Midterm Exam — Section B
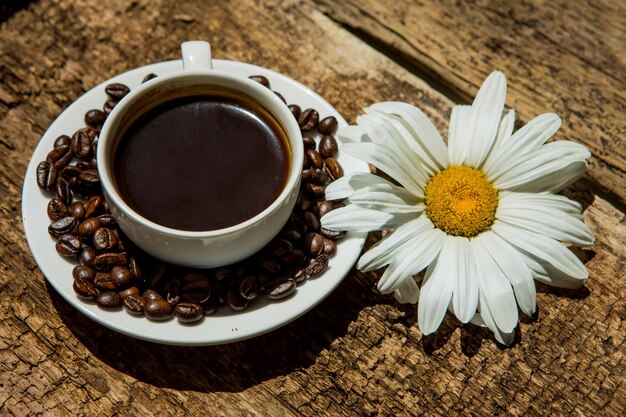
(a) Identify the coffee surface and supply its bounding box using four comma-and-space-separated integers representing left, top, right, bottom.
114, 94, 289, 231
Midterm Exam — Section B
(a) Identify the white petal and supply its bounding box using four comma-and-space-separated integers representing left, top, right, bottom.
393, 278, 420, 304
337, 125, 366, 143
471, 239, 519, 333
367, 102, 449, 171
482, 109, 515, 178
497, 194, 594, 247
377, 227, 446, 293
492, 221, 588, 281
358, 216, 433, 272
498, 192, 583, 216
475, 231, 536, 316
324, 172, 393, 201
450, 237, 479, 323
493, 141, 590, 193
447, 105, 472, 165
485, 113, 561, 179
514, 247, 587, 289
321, 205, 418, 232
475, 296, 516, 345
447, 105, 502, 168
417, 238, 455, 335
349, 183, 423, 214
473, 71, 507, 113
341, 142, 426, 197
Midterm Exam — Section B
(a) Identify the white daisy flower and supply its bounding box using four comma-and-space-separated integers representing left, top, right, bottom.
321, 71, 594, 345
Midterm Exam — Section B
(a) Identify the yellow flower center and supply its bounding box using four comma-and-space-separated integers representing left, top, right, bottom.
424, 165, 498, 237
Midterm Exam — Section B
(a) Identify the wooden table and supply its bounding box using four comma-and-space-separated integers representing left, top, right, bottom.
1, 0, 624, 415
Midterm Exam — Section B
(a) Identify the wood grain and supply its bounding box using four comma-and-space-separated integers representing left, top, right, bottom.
316, 0, 626, 206
0, 0, 624, 416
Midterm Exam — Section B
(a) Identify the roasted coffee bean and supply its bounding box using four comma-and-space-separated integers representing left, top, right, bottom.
303, 211, 320, 231
97, 214, 116, 228
322, 237, 337, 256
297, 190, 312, 211
235, 262, 254, 278
265, 277, 296, 300
97, 291, 122, 308
316, 201, 334, 218
47, 198, 69, 221
91, 137, 99, 155
77, 217, 101, 236
76, 160, 97, 170
305, 254, 329, 277
304, 183, 326, 199
85, 109, 106, 128
293, 268, 309, 283
182, 279, 211, 304
103, 99, 117, 115
216, 283, 229, 305
143, 289, 163, 301
79, 247, 97, 268
37, 161, 57, 190
165, 278, 181, 305
301, 169, 315, 183
317, 116, 338, 135
119, 287, 139, 299
274, 91, 286, 104
304, 232, 324, 256
69, 201, 86, 220
73, 278, 97, 299
48, 216, 78, 238
248, 75, 270, 88
325, 157, 344, 179
46, 145, 73, 169
142, 73, 158, 83
67, 176, 81, 194
71, 129, 94, 159
175, 302, 204, 323
289, 213, 308, 234
73, 265, 95, 282
54, 135, 71, 148
56, 234, 82, 256
319, 135, 338, 157
298, 108, 319, 131
101, 199, 111, 213
260, 257, 281, 274
79, 169, 100, 187
123, 295, 145, 315
288, 104, 302, 120
93, 227, 118, 251
94, 252, 128, 269
214, 266, 233, 282
94, 273, 116, 291
227, 286, 249, 311
320, 227, 346, 240
105, 83, 130, 101
144, 299, 173, 320
55, 178, 71, 205
303, 168, 330, 186
279, 248, 307, 266
305, 149, 324, 169
128, 257, 142, 282
267, 238, 292, 258
302, 136, 316, 151
84, 195, 103, 218
239, 275, 261, 301
61, 165, 82, 180
279, 229, 302, 242
110, 266, 132, 287
149, 262, 167, 288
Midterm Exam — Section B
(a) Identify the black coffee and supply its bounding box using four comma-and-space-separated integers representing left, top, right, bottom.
113, 92, 290, 231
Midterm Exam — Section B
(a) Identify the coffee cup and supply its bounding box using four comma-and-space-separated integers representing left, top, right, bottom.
97, 41, 303, 268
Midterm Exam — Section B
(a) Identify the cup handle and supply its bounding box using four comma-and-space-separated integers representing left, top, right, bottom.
181, 41, 213, 70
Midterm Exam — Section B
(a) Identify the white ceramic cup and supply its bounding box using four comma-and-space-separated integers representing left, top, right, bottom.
97, 41, 303, 268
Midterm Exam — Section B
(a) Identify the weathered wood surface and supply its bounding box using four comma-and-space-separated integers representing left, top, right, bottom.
0, 0, 624, 416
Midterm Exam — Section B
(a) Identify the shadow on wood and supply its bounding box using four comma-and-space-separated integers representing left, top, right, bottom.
0, 0, 33, 23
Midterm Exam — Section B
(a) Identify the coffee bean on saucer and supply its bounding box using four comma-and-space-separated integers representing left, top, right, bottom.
61, 165, 81, 181
94, 252, 128, 269
73, 278, 97, 299
165, 278, 181, 305
318, 116, 338, 135
85, 109, 106, 128
266, 238, 292, 258
123, 295, 145, 315
79, 169, 100, 188
227, 286, 249, 311
71, 128, 94, 160
46, 145, 73, 170
103, 99, 117, 115
305, 254, 329, 277
239, 275, 261, 301
279, 229, 302, 243
304, 232, 323, 256
174, 302, 204, 323
305, 149, 323, 169
119, 287, 139, 299
79, 247, 97, 268
260, 257, 281, 274
94, 273, 116, 291
288, 104, 301, 120
274, 91, 286, 104
69, 201, 86, 220
105, 83, 130, 101
48, 216, 78, 238
320, 227, 346, 240
55, 234, 82, 257
316, 201, 334, 218
322, 237, 337, 256
142, 73, 158, 83
248, 75, 270, 88
182, 278, 211, 304
77, 217, 101, 237
128, 257, 142, 282
72, 265, 95, 282
265, 277, 296, 300
302, 136, 316, 150
325, 157, 344, 179
84, 195, 103, 218
47, 198, 69, 221
54, 135, 71, 149
303, 211, 320, 231
279, 248, 307, 266
54, 178, 71, 205
143, 289, 163, 301
319, 135, 338, 158
97, 291, 122, 308
293, 268, 309, 283
93, 227, 118, 251
298, 108, 319, 131
110, 266, 132, 287
97, 214, 116, 228
37, 161, 57, 190
144, 298, 173, 320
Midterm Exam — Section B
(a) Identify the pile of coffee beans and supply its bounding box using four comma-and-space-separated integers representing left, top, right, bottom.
36, 73, 346, 323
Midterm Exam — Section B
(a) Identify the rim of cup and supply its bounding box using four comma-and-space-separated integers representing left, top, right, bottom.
97, 68, 304, 238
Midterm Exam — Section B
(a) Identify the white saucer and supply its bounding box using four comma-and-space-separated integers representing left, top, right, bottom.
22, 59, 368, 346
